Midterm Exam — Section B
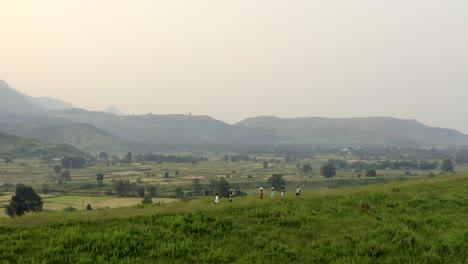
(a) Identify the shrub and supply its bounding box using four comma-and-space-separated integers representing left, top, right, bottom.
63, 206, 76, 212
141, 195, 153, 205
366, 169, 377, 177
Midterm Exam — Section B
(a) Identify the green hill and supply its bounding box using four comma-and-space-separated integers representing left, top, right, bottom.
47, 109, 274, 150
0, 133, 88, 159
0, 112, 128, 154
1, 175, 466, 263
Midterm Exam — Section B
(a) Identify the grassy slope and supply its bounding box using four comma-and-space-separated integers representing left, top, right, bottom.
1, 175, 467, 263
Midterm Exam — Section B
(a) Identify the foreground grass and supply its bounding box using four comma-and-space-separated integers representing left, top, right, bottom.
1, 175, 467, 263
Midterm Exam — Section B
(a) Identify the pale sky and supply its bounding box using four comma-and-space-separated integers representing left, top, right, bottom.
1, 1, 468, 132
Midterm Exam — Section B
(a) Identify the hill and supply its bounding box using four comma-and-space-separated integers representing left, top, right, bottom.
46, 109, 274, 150
0, 132, 89, 159
0, 112, 128, 154
235, 116, 468, 146
1, 174, 466, 263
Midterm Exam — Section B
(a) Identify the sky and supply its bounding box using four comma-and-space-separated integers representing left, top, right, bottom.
1, 1, 468, 132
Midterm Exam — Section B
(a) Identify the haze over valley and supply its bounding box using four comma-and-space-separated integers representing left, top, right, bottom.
1, 80, 468, 154
1, 2, 468, 263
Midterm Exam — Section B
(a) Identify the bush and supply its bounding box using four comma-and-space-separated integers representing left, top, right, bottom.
141, 195, 153, 205
63, 206, 76, 212
366, 169, 377, 177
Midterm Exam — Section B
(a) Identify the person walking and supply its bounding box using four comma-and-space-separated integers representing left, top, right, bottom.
229, 190, 234, 202
259, 187, 264, 199
296, 186, 301, 197
215, 193, 220, 204
271, 187, 275, 198
281, 185, 285, 196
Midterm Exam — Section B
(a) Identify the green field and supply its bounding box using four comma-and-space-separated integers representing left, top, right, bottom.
0, 174, 466, 263
0, 157, 463, 217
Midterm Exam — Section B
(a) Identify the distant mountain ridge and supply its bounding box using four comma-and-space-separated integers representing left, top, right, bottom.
24, 95, 73, 110
104, 106, 123, 115
235, 116, 468, 146
2, 79, 468, 153
0, 80, 73, 111
0, 80, 45, 115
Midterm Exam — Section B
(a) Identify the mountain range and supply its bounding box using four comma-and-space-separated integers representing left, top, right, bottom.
1, 79, 468, 154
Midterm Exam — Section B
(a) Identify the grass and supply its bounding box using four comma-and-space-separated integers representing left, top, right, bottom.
0, 174, 466, 263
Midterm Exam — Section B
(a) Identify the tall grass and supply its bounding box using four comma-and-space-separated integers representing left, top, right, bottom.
0, 175, 467, 263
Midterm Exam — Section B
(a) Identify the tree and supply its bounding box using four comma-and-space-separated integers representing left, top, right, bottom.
137, 186, 146, 197
98, 152, 109, 160
263, 161, 269, 169
207, 177, 230, 197
123, 152, 133, 164
320, 164, 336, 178
4, 157, 13, 164
174, 187, 184, 198
192, 178, 203, 196
61, 170, 71, 181
334, 159, 348, 169
5, 184, 43, 217
441, 159, 454, 173
217, 177, 230, 197
301, 164, 312, 174
366, 169, 377, 177
85, 204, 93, 210
96, 173, 104, 186
141, 194, 153, 204
164, 171, 170, 178
41, 183, 51, 194
419, 160, 436, 170
455, 149, 468, 164
266, 174, 286, 190
53, 165, 62, 177
147, 185, 157, 197
113, 179, 137, 197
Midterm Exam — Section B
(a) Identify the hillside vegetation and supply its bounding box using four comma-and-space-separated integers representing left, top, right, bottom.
236, 116, 468, 146
1, 175, 466, 263
0, 133, 88, 159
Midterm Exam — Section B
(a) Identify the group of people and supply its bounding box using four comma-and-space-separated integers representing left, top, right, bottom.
214, 190, 234, 205
214, 186, 302, 204
259, 185, 301, 199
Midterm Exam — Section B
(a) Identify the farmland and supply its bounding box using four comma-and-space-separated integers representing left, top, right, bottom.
0, 155, 465, 216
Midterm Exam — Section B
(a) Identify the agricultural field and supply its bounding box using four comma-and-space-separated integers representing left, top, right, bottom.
0, 156, 465, 218
0, 174, 466, 263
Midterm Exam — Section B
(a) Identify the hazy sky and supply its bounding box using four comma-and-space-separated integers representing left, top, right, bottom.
1, 1, 468, 132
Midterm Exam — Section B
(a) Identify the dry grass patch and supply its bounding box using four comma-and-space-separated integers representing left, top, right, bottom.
41, 195, 178, 211
180, 176, 206, 180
